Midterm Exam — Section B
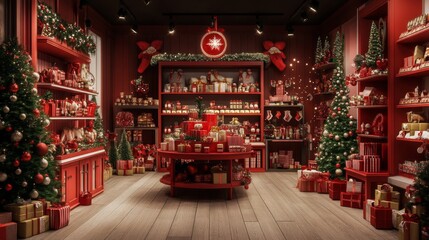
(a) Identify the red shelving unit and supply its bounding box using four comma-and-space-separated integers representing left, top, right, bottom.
356, 74, 388, 82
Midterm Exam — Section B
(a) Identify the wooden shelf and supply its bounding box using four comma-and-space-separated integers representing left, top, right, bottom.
113, 105, 158, 110
264, 104, 303, 108
397, 26, 429, 44
37, 83, 98, 95
355, 105, 388, 109
397, 103, 429, 108
50, 116, 96, 120
345, 168, 389, 177
396, 66, 429, 78
161, 112, 261, 116
161, 92, 261, 95
356, 74, 388, 82
114, 127, 158, 130
37, 36, 91, 63
357, 134, 387, 140
396, 137, 425, 143
388, 175, 414, 189
314, 62, 336, 71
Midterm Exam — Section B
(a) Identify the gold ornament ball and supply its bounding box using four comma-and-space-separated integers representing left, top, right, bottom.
10, 95, 17, 102
40, 158, 49, 169
335, 135, 340, 141
22, 181, 28, 187
43, 119, 50, 127
31, 88, 38, 95
0, 172, 7, 182
15, 168, 22, 175
43, 176, 51, 185
3, 106, 10, 113
30, 189, 39, 199
0, 154, 6, 162
335, 168, 343, 176
19, 113, 26, 120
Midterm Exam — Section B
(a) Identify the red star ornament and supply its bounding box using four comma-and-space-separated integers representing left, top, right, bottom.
200, 31, 227, 59
263, 41, 286, 71
137, 40, 163, 73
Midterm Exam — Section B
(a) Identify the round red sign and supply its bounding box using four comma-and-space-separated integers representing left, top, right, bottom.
200, 31, 227, 58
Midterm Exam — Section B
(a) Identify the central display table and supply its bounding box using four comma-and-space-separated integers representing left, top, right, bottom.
158, 150, 253, 199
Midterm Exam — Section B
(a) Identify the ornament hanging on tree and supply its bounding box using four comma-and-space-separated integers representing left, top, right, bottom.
43, 119, 50, 127
31, 88, 38, 95
34, 173, 44, 184
13, 159, 20, 167
15, 168, 22, 175
0, 154, 6, 162
21, 151, 31, 162
9, 83, 19, 93
30, 189, 39, 199
36, 142, 48, 156
33, 72, 40, 81
0, 172, 7, 182
10, 95, 17, 102
53, 188, 58, 195
22, 181, 28, 187
40, 158, 49, 169
335, 168, 343, 176
3, 106, 10, 113
33, 109, 40, 118
19, 113, 26, 120
0, 121, 4, 129
5, 184, 12, 191
43, 176, 51, 185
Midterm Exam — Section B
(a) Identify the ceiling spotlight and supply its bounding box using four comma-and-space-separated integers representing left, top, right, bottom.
286, 24, 294, 37
117, 8, 127, 21
256, 16, 263, 35
301, 11, 309, 22
309, 0, 319, 13
144, 0, 151, 5
168, 16, 175, 34
131, 24, 138, 34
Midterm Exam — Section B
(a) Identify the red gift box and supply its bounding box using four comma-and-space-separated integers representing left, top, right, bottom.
47, 204, 70, 230
87, 102, 97, 117
328, 180, 347, 200
340, 192, 362, 208
316, 178, 328, 193
298, 177, 315, 192
370, 206, 392, 229
182, 121, 208, 134
0, 222, 17, 240
0, 212, 12, 224
202, 113, 217, 130
79, 192, 92, 205
117, 160, 133, 170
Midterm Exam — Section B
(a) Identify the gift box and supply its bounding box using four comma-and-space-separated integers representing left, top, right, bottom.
117, 169, 134, 176
363, 199, 375, 222
79, 192, 92, 205
399, 221, 419, 240
17, 219, 32, 238
346, 179, 362, 193
32, 215, 49, 236
0, 212, 12, 224
375, 189, 400, 205
298, 177, 316, 192
47, 205, 70, 230
340, 192, 362, 209
213, 173, 227, 184
316, 178, 328, 193
116, 160, 133, 170
379, 200, 400, 210
0, 222, 17, 240
31, 201, 44, 218
392, 209, 405, 229
370, 206, 393, 229
328, 180, 347, 200
133, 166, 145, 174
4, 203, 35, 222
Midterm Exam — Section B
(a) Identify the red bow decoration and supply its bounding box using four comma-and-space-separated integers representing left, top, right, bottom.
137, 40, 163, 73
263, 41, 286, 71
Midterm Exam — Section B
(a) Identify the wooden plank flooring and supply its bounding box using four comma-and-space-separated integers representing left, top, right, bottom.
28, 172, 398, 240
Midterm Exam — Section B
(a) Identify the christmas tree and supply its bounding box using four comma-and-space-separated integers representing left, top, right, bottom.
323, 36, 331, 62
107, 132, 119, 171
365, 21, 383, 69
315, 36, 323, 64
0, 39, 61, 204
315, 32, 358, 179
118, 129, 133, 160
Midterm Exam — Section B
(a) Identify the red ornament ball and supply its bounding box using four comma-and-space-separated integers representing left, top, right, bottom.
13, 159, 20, 167
187, 165, 198, 176
332, 113, 337, 117
5, 126, 12, 132
336, 163, 341, 169
5, 184, 12, 191
36, 142, 48, 156
337, 107, 341, 111
21, 152, 31, 162
329, 133, 334, 139
34, 173, 44, 184
33, 109, 40, 118
244, 185, 249, 190
10, 83, 19, 93
348, 131, 353, 136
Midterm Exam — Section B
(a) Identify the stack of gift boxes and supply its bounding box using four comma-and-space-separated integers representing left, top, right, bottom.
340, 179, 363, 208
346, 142, 387, 173
270, 151, 301, 169
117, 160, 134, 176
132, 144, 157, 173
0, 201, 70, 239
104, 161, 113, 181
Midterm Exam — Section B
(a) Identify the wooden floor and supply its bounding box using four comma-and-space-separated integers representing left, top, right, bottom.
29, 172, 398, 240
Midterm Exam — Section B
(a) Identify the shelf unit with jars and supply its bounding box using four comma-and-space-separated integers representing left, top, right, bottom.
34, 33, 105, 209
157, 61, 265, 172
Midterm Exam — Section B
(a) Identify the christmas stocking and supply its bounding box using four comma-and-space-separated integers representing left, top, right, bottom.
275, 111, 282, 119
283, 110, 292, 122
266, 110, 273, 121
295, 111, 303, 122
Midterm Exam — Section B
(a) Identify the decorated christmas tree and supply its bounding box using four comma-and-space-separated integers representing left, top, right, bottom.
323, 36, 331, 62
0, 39, 61, 205
365, 21, 383, 69
315, 32, 358, 179
118, 129, 133, 160
90, 96, 106, 147
107, 132, 119, 171
315, 36, 323, 64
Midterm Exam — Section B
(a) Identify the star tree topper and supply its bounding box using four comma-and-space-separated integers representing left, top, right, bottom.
200, 16, 227, 59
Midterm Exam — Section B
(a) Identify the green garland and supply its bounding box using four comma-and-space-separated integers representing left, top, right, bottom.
151, 52, 270, 66
37, 1, 96, 55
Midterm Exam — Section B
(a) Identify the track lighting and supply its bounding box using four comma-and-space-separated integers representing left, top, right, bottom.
168, 16, 175, 34
308, 0, 319, 13
131, 24, 138, 34
286, 24, 294, 37
300, 11, 309, 22
256, 16, 263, 35
117, 8, 127, 21
144, 0, 151, 5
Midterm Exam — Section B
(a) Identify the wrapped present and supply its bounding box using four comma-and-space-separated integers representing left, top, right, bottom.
363, 199, 375, 222
302, 169, 320, 181
213, 173, 227, 184
31, 201, 44, 218
0, 222, 17, 240
17, 219, 32, 238
392, 209, 405, 229
316, 178, 328, 193
133, 166, 145, 174
202, 113, 217, 130
379, 200, 400, 210
346, 178, 362, 193
182, 121, 208, 134
38, 200, 51, 215
32, 215, 49, 236
47, 204, 70, 230
370, 206, 393, 229
298, 177, 316, 192
116, 160, 133, 170
79, 192, 92, 205
375, 188, 400, 205
4, 203, 35, 222
399, 213, 420, 240
328, 180, 347, 200
0, 212, 12, 224
118, 169, 134, 176
340, 192, 362, 209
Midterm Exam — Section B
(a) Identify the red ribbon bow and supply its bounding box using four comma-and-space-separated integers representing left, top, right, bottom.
263, 41, 286, 72
137, 40, 163, 73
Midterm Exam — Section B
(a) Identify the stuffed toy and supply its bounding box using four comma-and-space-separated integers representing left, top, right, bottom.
263, 41, 286, 71
137, 40, 163, 73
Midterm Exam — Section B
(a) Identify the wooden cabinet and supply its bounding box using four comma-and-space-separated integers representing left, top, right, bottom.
60, 161, 80, 209
157, 61, 265, 172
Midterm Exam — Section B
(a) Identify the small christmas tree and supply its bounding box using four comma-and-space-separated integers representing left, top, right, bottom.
323, 36, 331, 62
365, 21, 383, 69
0, 39, 61, 204
90, 96, 106, 147
107, 132, 119, 171
315, 36, 323, 64
118, 129, 133, 160
315, 32, 358, 179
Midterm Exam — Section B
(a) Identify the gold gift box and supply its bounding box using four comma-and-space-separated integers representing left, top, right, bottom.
375, 189, 400, 205
133, 166, 145, 174
380, 200, 400, 210
213, 173, 227, 184
32, 215, 49, 236
4, 203, 34, 222
18, 219, 33, 238
117, 169, 134, 176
